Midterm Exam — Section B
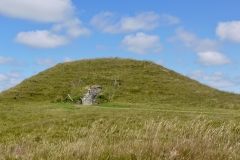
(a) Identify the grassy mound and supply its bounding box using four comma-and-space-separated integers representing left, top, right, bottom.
0, 58, 239, 108
1, 58, 240, 159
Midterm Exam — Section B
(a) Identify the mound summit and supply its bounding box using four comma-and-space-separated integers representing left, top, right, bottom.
0, 58, 239, 108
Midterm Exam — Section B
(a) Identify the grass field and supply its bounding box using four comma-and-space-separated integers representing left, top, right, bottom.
1, 102, 240, 159
1, 58, 240, 159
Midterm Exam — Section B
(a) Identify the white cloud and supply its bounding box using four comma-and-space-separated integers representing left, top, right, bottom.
0, 56, 14, 64
208, 72, 224, 81
35, 58, 56, 66
216, 21, 240, 43
121, 32, 162, 55
188, 70, 236, 88
0, 56, 26, 66
0, 74, 8, 81
15, 18, 91, 48
52, 18, 91, 38
0, 70, 23, 92
0, 0, 74, 22
15, 30, 69, 48
91, 12, 179, 34
195, 39, 220, 53
156, 60, 164, 65
0, 0, 91, 48
170, 27, 219, 52
197, 51, 231, 66
160, 14, 180, 25
6, 70, 21, 78
90, 12, 116, 33
169, 28, 231, 66
208, 81, 235, 88
188, 70, 206, 80
119, 12, 160, 32
63, 57, 73, 62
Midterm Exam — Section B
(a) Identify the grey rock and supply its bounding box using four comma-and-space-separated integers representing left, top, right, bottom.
82, 85, 102, 105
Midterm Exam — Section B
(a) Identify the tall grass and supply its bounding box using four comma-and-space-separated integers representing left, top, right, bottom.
1, 58, 240, 159
1, 115, 240, 159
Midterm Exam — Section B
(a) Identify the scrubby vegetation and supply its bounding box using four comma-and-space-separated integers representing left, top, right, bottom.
1, 58, 240, 159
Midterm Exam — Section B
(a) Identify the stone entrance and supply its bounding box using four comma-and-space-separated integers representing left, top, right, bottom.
81, 85, 102, 105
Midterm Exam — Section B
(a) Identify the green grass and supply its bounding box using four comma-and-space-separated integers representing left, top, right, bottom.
1, 58, 240, 109
1, 58, 240, 159
1, 102, 240, 159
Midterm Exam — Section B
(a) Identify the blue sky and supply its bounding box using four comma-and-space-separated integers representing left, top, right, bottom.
1, 0, 240, 93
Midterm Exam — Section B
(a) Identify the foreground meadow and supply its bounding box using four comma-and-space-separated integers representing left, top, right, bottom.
1, 102, 240, 159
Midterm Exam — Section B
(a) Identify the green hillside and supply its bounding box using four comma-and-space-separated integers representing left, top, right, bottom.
0, 58, 239, 108
1, 58, 240, 159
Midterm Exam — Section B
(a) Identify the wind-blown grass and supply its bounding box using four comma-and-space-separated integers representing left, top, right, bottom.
1, 103, 240, 159
1, 115, 240, 159
1, 58, 240, 159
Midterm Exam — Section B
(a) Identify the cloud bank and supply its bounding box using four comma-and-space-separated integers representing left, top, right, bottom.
170, 27, 232, 66
170, 27, 219, 52
216, 21, 240, 43
188, 70, 236, 88
35, 58, 56, 66
15, 30, 69, 48
121, 32, 162, 54
0, 56, 15, 65
0, 0, 74, 22
91, 12, 179, 34
0, 70, 23, 92
0, 0, 90, 48
0, 56, 25, 66
197, 51, 231, 66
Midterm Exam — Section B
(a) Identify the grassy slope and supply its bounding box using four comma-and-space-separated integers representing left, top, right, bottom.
1, 58, 240, 159
0, 58, 239, 108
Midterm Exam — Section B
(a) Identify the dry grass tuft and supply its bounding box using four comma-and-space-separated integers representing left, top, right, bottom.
1, 114, 240, 159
